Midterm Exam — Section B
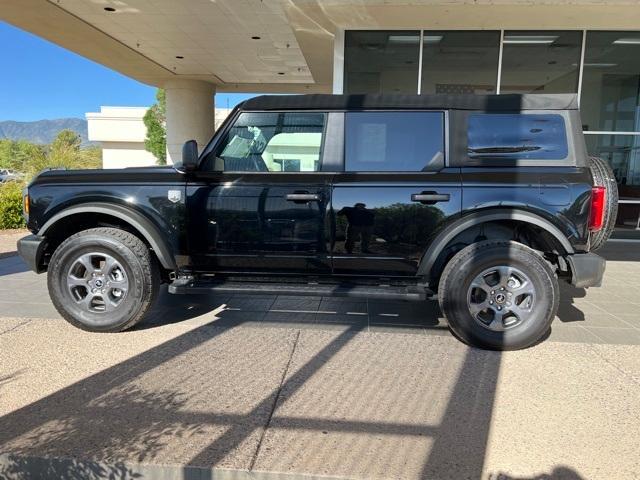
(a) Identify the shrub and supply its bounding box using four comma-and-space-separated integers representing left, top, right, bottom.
0, 181, 26, 229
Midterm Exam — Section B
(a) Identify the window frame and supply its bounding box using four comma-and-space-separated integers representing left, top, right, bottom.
342, 109, 448, 173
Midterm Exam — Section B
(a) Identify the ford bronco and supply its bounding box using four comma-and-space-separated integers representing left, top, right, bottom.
17, 94, 617, 350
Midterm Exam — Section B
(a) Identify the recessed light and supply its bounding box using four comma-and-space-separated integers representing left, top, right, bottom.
388, 35, 420, 44
175, 55, 184, 59
503, 35, 558, 45
423, 35, 443, 44
251, 36, 261, 40
104, 7, 116, 12
277, 72, 285, 75
613, 38, 640, 45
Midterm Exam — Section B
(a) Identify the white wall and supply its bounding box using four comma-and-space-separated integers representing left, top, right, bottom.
87, 105, 232, 169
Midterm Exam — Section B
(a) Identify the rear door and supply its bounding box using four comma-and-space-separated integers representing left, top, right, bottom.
187, 111, 335, 274
331, 111, 462, 277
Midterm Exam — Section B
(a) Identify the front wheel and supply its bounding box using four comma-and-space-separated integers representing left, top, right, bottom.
48, 227, 160, 332
438, 241, 559, 350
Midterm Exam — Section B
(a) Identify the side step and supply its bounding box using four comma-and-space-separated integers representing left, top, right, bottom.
168, 279, 431, 301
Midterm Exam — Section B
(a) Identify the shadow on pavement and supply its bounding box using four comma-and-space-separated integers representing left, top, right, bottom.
0, 302, 508, 480
490, 466, 585, 479
0, 256, 29, 276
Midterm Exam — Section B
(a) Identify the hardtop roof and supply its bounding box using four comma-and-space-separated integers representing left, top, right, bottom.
240, 93, 578, 112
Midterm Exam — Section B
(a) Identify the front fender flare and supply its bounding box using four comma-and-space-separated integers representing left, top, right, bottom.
417, 209, 575, 277
38, 203, 178, 271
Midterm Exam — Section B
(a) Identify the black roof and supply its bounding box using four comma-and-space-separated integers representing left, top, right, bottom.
240, 93, 578, 112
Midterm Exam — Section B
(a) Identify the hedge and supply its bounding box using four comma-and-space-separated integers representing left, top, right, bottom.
0, 181, 26, 229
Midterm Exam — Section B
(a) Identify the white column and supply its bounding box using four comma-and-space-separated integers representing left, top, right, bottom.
164, 79, 216, 164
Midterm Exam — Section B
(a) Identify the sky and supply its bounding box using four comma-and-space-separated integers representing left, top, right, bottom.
0, 22, 255, 122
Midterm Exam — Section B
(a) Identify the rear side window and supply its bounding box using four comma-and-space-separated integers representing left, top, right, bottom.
467, 113, 568, 160
211, 112, 326, 172
345, 112, 445, 172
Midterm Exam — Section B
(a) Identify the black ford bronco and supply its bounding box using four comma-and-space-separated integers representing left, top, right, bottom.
17, 94, 617, 350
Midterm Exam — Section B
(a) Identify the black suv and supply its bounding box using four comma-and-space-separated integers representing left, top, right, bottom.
17, 94, 617, 350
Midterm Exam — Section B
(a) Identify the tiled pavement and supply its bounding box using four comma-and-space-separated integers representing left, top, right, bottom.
0, 241, 639, 344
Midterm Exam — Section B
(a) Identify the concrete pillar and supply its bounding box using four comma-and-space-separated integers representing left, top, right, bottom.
164, 79, 216, 164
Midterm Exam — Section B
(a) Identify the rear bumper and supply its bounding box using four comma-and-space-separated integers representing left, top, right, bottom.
17, 234, 47, 273
566, 253, 606, 288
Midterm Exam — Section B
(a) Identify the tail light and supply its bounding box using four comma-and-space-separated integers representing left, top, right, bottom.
589, 186, 606, 231
22, 188, 29, 223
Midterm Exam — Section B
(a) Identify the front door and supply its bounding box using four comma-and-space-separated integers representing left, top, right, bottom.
187, 111, 332, 274
331, 111, 462, 277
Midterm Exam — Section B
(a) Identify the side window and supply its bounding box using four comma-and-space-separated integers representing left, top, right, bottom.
211, 112, 325, 172
467, 114, 568, 160
345, 112, 445, 172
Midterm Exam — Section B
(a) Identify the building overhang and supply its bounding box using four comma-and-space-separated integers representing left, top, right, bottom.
3, 1, 640, 93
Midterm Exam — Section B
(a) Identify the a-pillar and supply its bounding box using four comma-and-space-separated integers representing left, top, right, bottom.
164, 79, 216, 164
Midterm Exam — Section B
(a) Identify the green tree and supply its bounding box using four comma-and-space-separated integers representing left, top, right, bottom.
51, 129, 82, 151
143, 88, 166, 165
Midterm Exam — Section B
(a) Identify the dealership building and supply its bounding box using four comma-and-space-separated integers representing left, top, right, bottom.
3, 0, 640, 228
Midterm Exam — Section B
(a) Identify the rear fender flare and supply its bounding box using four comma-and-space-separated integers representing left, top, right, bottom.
418, 209, 575, 277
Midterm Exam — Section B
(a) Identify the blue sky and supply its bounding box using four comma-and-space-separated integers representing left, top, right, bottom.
0, 22, 255, 122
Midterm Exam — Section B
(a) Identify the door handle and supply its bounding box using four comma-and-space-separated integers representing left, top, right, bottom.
286, 193, 321, 202
411, 192, 450, 204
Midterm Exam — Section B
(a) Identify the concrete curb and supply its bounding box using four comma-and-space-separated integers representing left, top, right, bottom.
0, 453, 352, 480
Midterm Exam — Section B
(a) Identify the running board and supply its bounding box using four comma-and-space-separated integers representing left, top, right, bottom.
168, 279, 430, 301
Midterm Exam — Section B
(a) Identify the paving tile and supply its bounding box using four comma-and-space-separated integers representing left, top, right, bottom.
271, 296, 321, 311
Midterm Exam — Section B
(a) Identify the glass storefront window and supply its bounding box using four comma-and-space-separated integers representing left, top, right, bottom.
500, 31, 582, 94
344, 31, 420, 94
586, 133, 640, 194
580, 31, 640, 133
420, 31, 500, 95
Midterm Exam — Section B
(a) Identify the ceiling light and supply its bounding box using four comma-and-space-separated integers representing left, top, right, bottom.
613, 38, 640, 45
503, 35, 558, 45
175, 55, 184, 59
251, 36, 261, 40
104, 7, 116, 12
277, 72, 285, 75
423, 35, 443, 44
388, 35, 420, 44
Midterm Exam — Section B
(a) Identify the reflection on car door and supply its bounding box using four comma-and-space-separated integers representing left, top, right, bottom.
331, 111, 462, 277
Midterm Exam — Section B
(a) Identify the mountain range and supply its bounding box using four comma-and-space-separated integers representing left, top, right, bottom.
0, 118, 91, 145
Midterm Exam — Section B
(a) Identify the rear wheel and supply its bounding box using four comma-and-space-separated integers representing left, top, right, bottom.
438, 241, 559, 350
589, 156, 618, 251
48, 227, 160, 332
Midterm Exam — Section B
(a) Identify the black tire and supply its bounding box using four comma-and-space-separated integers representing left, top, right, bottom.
438, 240, 559, 350
48, 227, 160, 332
589, 156, 618, 251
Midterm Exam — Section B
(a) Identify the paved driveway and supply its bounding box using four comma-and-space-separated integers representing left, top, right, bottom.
1, 243, 639, 479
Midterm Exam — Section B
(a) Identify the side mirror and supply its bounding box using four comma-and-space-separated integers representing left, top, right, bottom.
181, 140, 198, 172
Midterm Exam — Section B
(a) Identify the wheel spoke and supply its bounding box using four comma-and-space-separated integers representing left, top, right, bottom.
487, 309, 505, 331
101, 255, 117, 274
470, 279, 491, 294
76, 254, 96, 276
67, 275, 86, 288
497, 266, 511, 288
468, 300, 490, 316
510, 281, 535, 297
